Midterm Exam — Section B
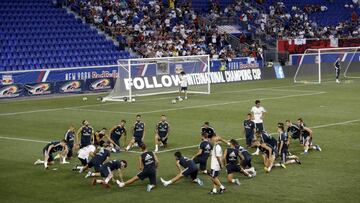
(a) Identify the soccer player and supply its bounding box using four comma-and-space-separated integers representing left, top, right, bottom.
178, 71, 188, 100
34, 139, 68, 169
76, 120, 94, 148
160, 151, 203, 186
250, 100, 266, 155
154, 115, 170, 152
274, 123, 301, 168
201, 121, 230, 145
208, 136, 226, 195
91, 160, 127, 188
334, 56, 341, 83
81, 144, 111, 176
64, 125, 76, 159
94, 128, 117, 148
237, 145, 256, 176
117, 143, 159, 192
297, 118, 322, 154
243, 113, 256, 147
73, 144, 96, 171
125, 115, 145, 151
192, 132, 212, 174
109, 120, 127, 151
252, 140, 275, 173
254, 130, 278, 153
224, 139, 252, 186
286, 120, 301, 144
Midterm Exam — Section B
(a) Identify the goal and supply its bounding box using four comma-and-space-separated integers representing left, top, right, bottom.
294, 47, 360, 83
103, 55, 210, 102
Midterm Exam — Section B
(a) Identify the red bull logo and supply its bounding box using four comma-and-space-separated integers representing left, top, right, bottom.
25, 83, 51, 95
90, 79, 111, 90
60, 81, 82, 93
0, 85, 20, 98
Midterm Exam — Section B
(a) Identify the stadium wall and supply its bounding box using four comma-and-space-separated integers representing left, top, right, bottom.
0, 57, 277, 99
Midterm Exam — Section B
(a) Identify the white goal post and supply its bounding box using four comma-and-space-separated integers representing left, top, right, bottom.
294, 46, 360, 84
103, 55, 211, 102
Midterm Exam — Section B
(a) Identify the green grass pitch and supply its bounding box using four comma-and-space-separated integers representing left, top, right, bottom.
0, 78, 359, 203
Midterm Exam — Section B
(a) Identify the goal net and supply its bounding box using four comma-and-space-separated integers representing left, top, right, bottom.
103, 55, 210, 102
294, 47, 360, 83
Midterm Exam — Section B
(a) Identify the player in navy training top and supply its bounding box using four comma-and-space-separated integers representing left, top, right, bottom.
192, 132, 213, 174
160, 151, 203, 186
76, 120, 94, 148
224, 139, 252, 186
334, 56, 341, 83
243, 113, 256, 147
64, 125, 76, 159
236, 145, 256, 176
81, 144, 111, 175
275, 123, 301, 168
91, 160, 127, 188
252, 140, 276, 173
117, 143, 159, 192
201, 121, 230, 146
285, 119, 302, 144
34, 139, 68, 169
255, 130, 278, 152
125, 115, 146, 151
154, 115, 170, 152
297, 118, 321, 154
110, 120, 127, 151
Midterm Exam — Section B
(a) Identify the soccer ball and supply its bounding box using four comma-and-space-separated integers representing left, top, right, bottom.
178, 97, 183, 101
82, 97, 88, 101
131, 98, 136, 102
171, 99, 176, 104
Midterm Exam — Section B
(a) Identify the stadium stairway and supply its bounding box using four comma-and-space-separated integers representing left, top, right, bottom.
0, 0, 130, 72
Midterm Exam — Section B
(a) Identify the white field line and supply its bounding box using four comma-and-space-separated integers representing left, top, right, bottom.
0, 83, 322, 116
67, 91, 326, 115
1, 119, 359, 154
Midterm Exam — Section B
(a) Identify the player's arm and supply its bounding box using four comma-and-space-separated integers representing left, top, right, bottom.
304, 127, 313, 138
215, 146, 224, 169
138, 156, 143, 171
261, 109, 266, 120
279, 140, 284, 155
175, 160, 182, 173
142, 123, 146, 141
76, 127, 82, 144
90, 127, 95, 144
261, 143, 272, 158
165, 124, 170, 139
118, 168, 124, 182
122, 129, 127, 147
238, 151, 245, 161
154, 123, 159, 137
192, 148, 202, 159
223, 149, 228, 165
154, 153, 159, 168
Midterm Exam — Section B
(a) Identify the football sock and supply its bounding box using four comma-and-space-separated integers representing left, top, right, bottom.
212, 188, 217, 193
105, 177, 111, 184
37, 160, 45, 164
220, 185, 225, 190
155, 145, 158, 151
288, 160, 296, 164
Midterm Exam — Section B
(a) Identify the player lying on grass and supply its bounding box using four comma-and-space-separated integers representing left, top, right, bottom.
117, 143, 159, 192
297, 118, 322, 154
125, 114, 145, 151
80, 144, 111, 177
34, 139, 68, 169
274, 123, 301, 168
161, 151, 203, 187
91, 160, 127, 188
201, 121, 231, 146
208, 136, 226, 195
76, 120, 94, 148
224, 139, 253, 186
192, 132, 212, 174
72, 144, 96, 171
109, 120, 127, 152
252, 140, 276, 173
236, 145, 256, 176
154, 115, 170, 152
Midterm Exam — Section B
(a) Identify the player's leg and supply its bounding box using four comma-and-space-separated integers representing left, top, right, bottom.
125, 138, 135, 151
184, 88, 188, 100
154, 135, 160, 152
161, 173, 184, 186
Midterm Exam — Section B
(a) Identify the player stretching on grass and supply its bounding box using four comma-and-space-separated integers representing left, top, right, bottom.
160, 151, 203, 187
109, 120, 127, 152
252, 140, 276, 173
91, 160, 127, 188
76, 120, 94, 148
126, 115, 145, 151
34, 139, 68, 169
154, 115, 170, 152
192, 132, 212, 174
117, 143, 159, 192
297, 118, 322, 154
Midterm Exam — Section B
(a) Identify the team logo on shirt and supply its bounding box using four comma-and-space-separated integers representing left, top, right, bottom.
0, 85, 21, 98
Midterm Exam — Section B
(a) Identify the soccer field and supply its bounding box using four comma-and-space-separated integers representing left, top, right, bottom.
0, 78, 359, 203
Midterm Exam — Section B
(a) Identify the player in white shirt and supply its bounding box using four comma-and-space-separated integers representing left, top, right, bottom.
72, 144, 96, 172
250, 100, 266, 155
208, 136, 226, 195
178, 71, 188, 100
